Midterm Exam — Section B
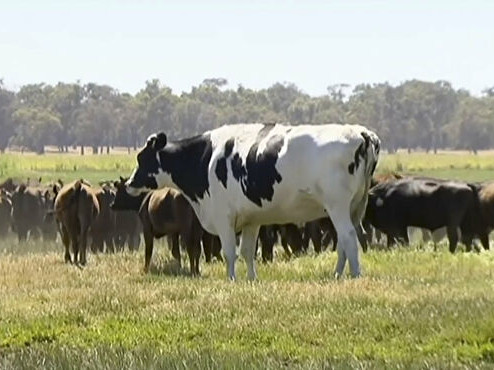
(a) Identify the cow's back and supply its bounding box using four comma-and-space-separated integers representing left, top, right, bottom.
206, 123, 378, 229
369, 178, 475, 231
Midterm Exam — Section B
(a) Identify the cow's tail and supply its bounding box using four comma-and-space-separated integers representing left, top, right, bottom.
363, 131, 381, 182
350, 130, 381, 234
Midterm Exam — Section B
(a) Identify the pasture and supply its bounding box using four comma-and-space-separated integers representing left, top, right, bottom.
1, 150, 494, 369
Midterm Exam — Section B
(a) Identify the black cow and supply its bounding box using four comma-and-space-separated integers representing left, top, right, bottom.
365, 177, 486, 252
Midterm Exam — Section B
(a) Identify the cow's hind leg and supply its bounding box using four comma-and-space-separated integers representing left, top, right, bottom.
240, 225, 260, 281
143, 229, 154, 273
60, 225, 71, 263
327, 204, 360, 279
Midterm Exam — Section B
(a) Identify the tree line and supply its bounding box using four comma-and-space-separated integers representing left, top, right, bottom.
0, 78, 493, 154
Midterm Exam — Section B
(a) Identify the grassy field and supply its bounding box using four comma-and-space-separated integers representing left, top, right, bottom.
1, 151, 494, 369
3, 149, 494, 184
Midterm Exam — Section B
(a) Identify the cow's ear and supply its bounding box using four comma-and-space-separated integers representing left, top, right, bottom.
154, 132, 167, 151
52, 184, 59, 196
145, 134, 156, 148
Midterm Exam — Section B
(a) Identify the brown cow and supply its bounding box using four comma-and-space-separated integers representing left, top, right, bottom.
111, 179, 203, 276
52, 179, 99, 265
474, 181, 494, 250
91, 186, 116, 253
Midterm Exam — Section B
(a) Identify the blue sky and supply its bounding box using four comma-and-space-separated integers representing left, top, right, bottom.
1, 0, 493, 96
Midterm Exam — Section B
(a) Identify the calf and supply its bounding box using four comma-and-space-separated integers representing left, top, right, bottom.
52, 180, 99, 264
111, 179, 203, 275
365, 177, 484, 252
125, 123, 380, 279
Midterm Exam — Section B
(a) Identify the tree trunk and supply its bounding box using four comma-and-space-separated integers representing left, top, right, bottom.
106, 145, 110, 154
92, 146, 98, 155
80, 146, 85, 155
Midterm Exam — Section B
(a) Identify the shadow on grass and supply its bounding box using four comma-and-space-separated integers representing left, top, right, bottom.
148, 258, 192, 277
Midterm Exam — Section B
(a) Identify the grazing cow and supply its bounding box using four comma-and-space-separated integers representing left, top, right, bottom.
0, 190, 12, 236
124, 123, 380, 279
110, 179, 203, 275
365, 177, 485, 252
10, 184, 45, 241
52, 180, 99, 264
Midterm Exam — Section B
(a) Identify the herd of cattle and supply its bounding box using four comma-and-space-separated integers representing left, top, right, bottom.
1, 123, 494, 280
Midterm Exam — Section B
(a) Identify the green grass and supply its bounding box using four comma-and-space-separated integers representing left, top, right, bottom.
0, 152, 136, 185
2, 150, 494, 368
1, 237, 494, 369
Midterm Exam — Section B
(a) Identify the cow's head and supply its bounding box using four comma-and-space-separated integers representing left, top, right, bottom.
126, 133, 168, 196
111, 177, 146, 212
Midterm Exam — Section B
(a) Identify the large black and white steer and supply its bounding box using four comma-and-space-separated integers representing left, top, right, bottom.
126, 123, 381, 280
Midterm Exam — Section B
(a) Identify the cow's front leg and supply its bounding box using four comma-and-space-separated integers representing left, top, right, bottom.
218, 227, 238, 281
240, 225, 260, 281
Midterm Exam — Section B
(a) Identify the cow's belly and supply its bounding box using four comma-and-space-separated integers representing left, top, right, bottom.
234, 196, 327, 231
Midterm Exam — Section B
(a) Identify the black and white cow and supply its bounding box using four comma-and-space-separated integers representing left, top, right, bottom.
125, 123, 380, 280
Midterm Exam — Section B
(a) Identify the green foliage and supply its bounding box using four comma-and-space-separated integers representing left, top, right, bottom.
3, 79, 494, 155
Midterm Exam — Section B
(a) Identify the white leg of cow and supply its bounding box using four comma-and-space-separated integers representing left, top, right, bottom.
240, 225, 260, 281
329, 207, 360, 278
218, 227, 238, 281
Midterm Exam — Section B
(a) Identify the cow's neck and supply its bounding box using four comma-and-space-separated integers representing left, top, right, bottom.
159, 135, 213, 203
